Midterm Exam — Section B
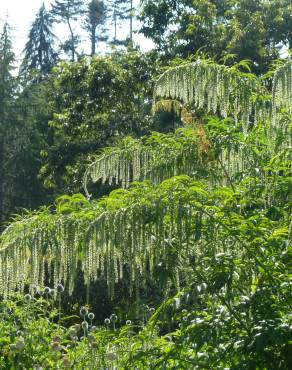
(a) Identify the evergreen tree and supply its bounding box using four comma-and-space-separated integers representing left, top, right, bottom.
110, 0, 134, 44
0, 21, 16, 227
0, 21, 49, 229
21, 3, 57, 78
51, 0, 85, 61
83, 0, 107, 56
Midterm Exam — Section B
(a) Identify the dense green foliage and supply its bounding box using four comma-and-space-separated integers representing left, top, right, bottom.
140, 0, 292, 73
0, 1, 291, 368
0, 159, 291, 368
1, 60, 291, 369
40, 50, 159, 193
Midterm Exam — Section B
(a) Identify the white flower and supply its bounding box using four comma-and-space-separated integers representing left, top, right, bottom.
81, 321, 89, 330
80, 306, 88, 317
24, 294, 32, 302
110, 314, 117, 322
104, 318, 111, 325
56, 283, 64, 293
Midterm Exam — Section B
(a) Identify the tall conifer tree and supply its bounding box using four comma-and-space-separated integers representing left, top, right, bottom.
84, 0, 107, 56
110, 0, 134, 43
21, 3, 57, 78
0, 21, 15, 227
51, 0, 85, 61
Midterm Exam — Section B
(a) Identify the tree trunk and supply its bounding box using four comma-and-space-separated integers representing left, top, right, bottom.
130, 0, 133, 42
67, 19, 75, 61
91, 27, 96, 56
114, 11, 117, 43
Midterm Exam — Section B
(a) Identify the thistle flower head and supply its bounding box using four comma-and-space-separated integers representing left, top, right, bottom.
81, 321, 88, 330
110, 314, 118, 322
80, 306, 88, 317
24, 294, 32, 302
56, 283, 64, 294
104, 318, 110, 325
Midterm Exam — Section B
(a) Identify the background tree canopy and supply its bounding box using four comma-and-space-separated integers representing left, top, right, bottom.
0, 1, 291, 368
39, 50, 160, 193
140, 0, 292, 73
